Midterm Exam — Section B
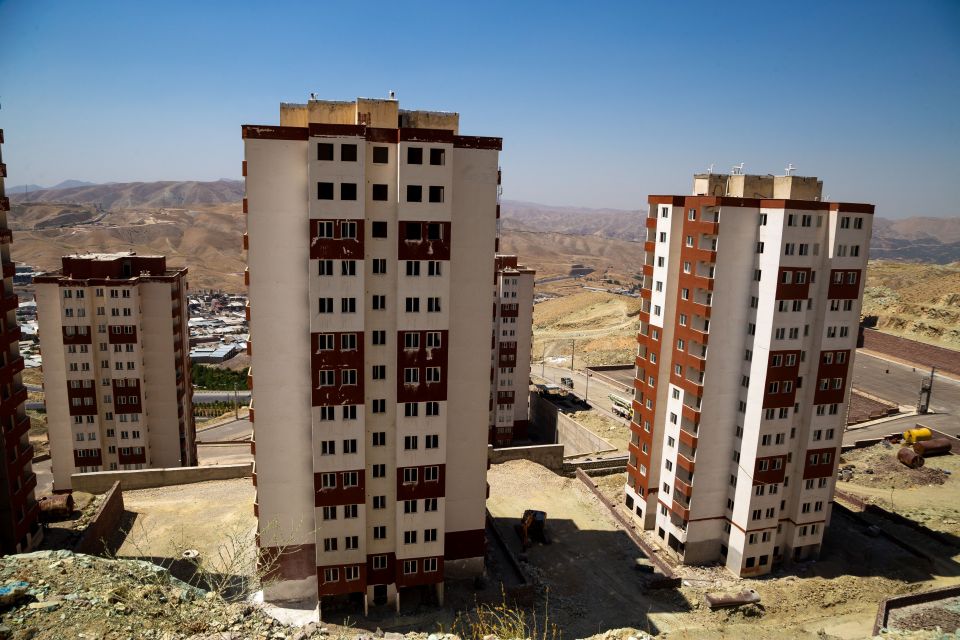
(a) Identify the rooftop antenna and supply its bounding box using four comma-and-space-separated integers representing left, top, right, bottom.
785, 163, 796, 176
389, 90, 396, 100
707, 163, 715, 175
732, 163, 745, 175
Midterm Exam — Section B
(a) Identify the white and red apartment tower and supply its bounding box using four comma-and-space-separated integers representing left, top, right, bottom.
0, 128, 41, 553
35, 253, 196, 491
243, 97, 500, 609
490, 255, 534, 446
624, 173, 873, 576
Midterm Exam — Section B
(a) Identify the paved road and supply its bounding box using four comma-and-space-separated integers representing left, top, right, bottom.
34, 458, 52, 495
533, 362, 632, 423
196, 416, 252, 442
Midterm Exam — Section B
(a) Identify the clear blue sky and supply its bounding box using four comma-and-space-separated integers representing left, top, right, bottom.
1, 0, 958, 216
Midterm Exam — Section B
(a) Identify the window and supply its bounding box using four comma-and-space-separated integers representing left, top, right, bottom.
425, 497, 438, 512
341, 298, 357, 313
427, 297, 441, 312
317, 143, 334, 161
404, 435, 419, 450
426, 401, 440, 416
424, 466, 439, 482
424, 528, 438, 543
759, 213, 768, 226
373, 294, 386, 310
404, 402, 419, 417
404, 499, 418, 514
317, 182, 334, 200
340, 143, 357, 162
426, 367, 441, 383
406, 185, 423, 202
405, 297, 420, 313
407, 146, 423, 164
373, 399, 386, 414
374, 526, 387, 540
373, 146, 389, 164
373, 496, 386, 509
323, 537, 338, 552
428, 186, 444, 203
318, 297, 334, 313
342, 405, 357, 420
321, 440, 336, 455
372, 330, 386, 345
372, 221, 387, 238
428, 260, 442, 276
426, 434, 439, 449
404, 368, 419, 384
372, 365, 386, 380
403, 467, 418, 484
343, 439, 357, 454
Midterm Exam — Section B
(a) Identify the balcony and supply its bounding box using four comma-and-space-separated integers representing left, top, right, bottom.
677, 452, 696, 473
0, 387, 28, 414
13, 472, 37, 505
2, 261, 14, 279
4, 415, 30, 447
0, 229, 11, 246
678, 426, 698, 449
0, 197, 9, 212
674, 477, 693, 498
670, 499, 690, 521
0, 292, 17, 312
7, 443, 33, 474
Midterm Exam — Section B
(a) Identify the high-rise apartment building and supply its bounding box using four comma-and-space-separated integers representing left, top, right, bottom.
0, 128, 41, 553
35, 253, 196, 491
243, 96, 500, 609
490, 255, 534, 446
624, 172, 873, 576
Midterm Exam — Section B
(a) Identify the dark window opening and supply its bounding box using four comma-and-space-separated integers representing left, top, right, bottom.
427, 223, 442, 240
372, 184, 388, 201
406, 185, 422, 202
340, 144, 357, 162
317, 143, 334, 161
407, 147, 423, 164
430, 148, 445, 166
372, 221, 387, 238
317, 182, 334, 200
372, 146, 389, 164
405, 223, 422, 240
428, 186, 444, 203
341, 183, 357, 201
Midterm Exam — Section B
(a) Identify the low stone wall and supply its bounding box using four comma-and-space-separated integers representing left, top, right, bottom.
75, 481, 124, 556
489, 443, 565, 472
874, 584, 960, 634
861, 328, 960, 376
71, 463, 252, 494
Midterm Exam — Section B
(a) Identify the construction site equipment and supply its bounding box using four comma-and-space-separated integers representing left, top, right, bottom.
38, 494, 75, 520
903, 427, 933, 444
609, 394, 633, 419
516, 510, 549, 550
912, 438, 953, 457
897, 447, 925, 469
560, 377, 574, 389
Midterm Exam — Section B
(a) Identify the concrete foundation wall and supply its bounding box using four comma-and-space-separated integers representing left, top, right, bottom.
71, 463, 251, 494
488, 444, 564, 472
75, 481, 124, 555
528, 392, 616, 457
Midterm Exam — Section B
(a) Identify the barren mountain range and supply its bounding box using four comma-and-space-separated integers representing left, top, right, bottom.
6, 180, 959, 347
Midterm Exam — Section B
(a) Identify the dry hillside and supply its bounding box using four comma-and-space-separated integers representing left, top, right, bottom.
862, 260, 960, 348
9, 179, 243, 209
532, 290, 641, 365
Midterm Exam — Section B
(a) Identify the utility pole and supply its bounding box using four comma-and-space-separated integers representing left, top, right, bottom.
233, 382, 239, 420
541, 344, 546, 379
585, 371, 591, 402
570, 339, 575, 372
918, 366, 935, 414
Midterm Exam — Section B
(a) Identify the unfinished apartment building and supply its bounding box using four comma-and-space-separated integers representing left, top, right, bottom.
35, 253, 196, 491
243, 96, 500, 610
0, 128, 41, 553
490, 255, 535, 446
625, 171, 873, 575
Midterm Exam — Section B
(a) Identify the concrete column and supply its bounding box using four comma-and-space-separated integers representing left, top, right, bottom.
363, 593, 368, 616
395, 591, 401, 613
436, 582, 444, 606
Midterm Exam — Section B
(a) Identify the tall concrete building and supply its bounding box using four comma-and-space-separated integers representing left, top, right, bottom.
35, 253, 196, 491
243, 96, 500, 609
490, 255, 534, 446
0, 128, 41, 553
624, 172, 873, 576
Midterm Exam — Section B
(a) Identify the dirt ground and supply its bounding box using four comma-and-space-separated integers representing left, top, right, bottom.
489, 459, 960, 639
114, 478, 256, 576
533, 291, 640, 366
837, 445, 960, 537
568, 410, 630, 452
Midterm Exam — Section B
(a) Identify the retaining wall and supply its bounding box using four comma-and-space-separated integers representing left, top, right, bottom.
71, 463, 252, 494
874, 584, 960, 634
529, 392, 617, 457
489, 444, 564, 472
74, 482, 124, 556
861, 328, 960, 376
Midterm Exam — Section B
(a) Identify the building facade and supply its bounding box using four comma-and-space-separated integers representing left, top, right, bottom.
35, 253, 196, 491
0, 128, 42, 553
624, 173, 873, 576
490, 255, 534, 446
243, 97, 500, 610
